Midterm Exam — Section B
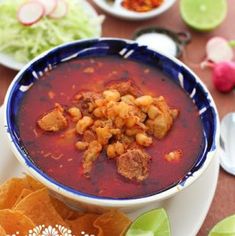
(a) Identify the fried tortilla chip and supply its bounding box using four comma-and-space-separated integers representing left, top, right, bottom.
25, 175, 44, 190
94, 210, 131, 236
0, 209, 35, 235
51, 196, 82, 220
14, 188, 67, 226
13, 189, 33, 208
0, 177, 29, 209
0, 176, 132, 236
0, 175, 44, 210
0, 225, 6, 235
66, 213, 99, 236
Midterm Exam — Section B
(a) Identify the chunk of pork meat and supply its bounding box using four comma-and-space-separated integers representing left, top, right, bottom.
37, 104, 67, 132
117, 149, 150, 181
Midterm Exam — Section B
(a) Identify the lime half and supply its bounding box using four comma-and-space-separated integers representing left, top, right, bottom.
180, 0, 227, 31
126, 208, 171, 236
209, 215, 235, 236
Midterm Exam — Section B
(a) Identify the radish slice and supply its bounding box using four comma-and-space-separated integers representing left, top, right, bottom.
36, 0, 58, 15
49, 0, 68, 18
206, 37, 234, 63
17, 1, 45, 26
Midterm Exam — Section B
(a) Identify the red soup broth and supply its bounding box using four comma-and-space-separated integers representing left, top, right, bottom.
17, 56, 204, 199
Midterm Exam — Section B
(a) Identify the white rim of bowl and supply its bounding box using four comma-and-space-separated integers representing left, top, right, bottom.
4, 37, 220, 207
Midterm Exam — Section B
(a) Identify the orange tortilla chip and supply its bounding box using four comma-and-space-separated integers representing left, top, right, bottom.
0, 225, 6, 235
0, 176, 132, 236
94, 210, 131, 236
66, 213, 99, 236
51, 196, 82, 220
13, 189, 33, 208
0, 209, 35, 236
0, 176, 44, 210
25, 175, 44, 190
14, 188, 67, 226
0, 177, 29, 209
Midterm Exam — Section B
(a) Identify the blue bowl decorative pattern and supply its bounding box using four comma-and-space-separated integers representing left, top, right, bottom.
5, 38, 219, 201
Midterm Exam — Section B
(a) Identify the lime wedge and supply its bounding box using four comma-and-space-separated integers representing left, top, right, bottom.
209, 215, 235, 236
180, 0, 227, 31
126, 208, 171, 236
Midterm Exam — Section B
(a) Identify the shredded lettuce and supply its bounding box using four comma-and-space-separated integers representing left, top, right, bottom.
0, 0, 103, 63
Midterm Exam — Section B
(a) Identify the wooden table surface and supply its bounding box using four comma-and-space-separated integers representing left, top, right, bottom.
0, 0, 235, 235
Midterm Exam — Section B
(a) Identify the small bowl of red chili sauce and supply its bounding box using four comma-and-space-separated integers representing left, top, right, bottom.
4, 38, 219, 212
93, 0, 176, 20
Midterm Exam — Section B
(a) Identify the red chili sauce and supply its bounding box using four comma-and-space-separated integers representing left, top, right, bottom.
17, 56, 204, 199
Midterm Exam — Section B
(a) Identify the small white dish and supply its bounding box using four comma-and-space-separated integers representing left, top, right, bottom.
0, 105, 219, 236
0, 0, 103, 71
133, 27, 191, 58
93, 0, 176, 20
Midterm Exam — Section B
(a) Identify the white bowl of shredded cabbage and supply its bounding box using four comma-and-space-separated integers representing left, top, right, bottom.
0, 0, 104, 70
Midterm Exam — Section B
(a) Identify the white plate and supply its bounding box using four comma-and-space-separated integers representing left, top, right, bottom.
0, 0, 103, 71
93, 0, 176, 20
0, 106, 219, 236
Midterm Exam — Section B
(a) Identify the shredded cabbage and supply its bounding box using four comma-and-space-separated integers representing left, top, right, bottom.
0, 0, 103, 63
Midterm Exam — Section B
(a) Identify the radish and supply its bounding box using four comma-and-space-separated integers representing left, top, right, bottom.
212, 61, 235, 92
35, 0, 58, 15
49, 0, 68, 18
17, 1, 45, 26
206, 37, 234, 63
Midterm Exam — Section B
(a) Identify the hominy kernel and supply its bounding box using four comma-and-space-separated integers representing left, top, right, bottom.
136, 133, 153, 147
121, 95, 135, 104
75, 141, 88, 150
95, 98, 106, 107
76, 116, 93, 134
148, 105, 160, 120
115, 117, 125, 128
107, 144, 116, 158
114, 142, 125, 155
115, 102, 130, 119
125, 116, 138, 128
135, 95, 153, 107
95, 126, 112, 145
103, 89, 121, 102
93, 107, 105, 118
68, 107, 82, 120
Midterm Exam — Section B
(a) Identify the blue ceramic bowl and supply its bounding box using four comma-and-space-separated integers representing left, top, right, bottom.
4, 38, 219, 211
